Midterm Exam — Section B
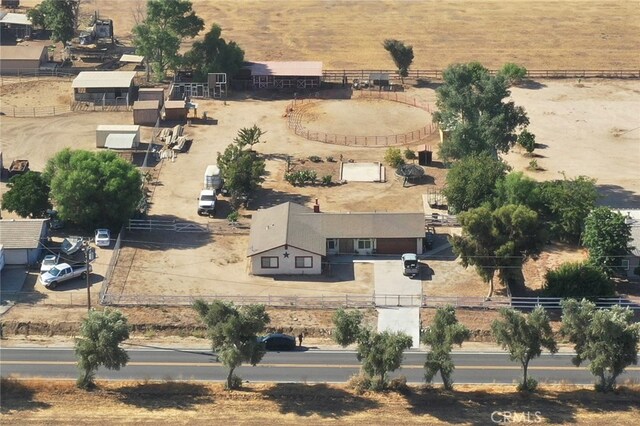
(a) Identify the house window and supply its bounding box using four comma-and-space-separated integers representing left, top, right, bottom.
327, 239, 337, 250
357, 239, 372, 250
261, 256, 279, 269
621, 259, 630, 271
295, 256, 313, 268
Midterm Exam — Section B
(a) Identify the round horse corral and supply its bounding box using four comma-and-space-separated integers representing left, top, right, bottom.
287, 91, 437, 147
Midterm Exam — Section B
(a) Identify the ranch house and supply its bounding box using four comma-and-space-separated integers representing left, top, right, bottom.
247, 202, 424, 276
247, 61, 322, 90
72, 71, 137, 105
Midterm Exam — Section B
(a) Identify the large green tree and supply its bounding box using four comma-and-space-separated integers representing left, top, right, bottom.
193, 300, 269, 390
183, 24, 245, 81
442, 153, 509, 213
491, 307, 558, 392
132, 0, 204, 79
493, 171, 542, 211
422, 306, 470, 390
538, 175, 599, 243
333, 308, 412, 391
217, 127, 267, 208
451, 204, 546, 298
582, 207, 633, 277
75, 309, 130, 389
561, 299, 640, 392
44, 149, 142, 230
27, 0, 77, 45
432, 62, 530, 163
382, 39, 414, 83
543, 262, 614, 299
1, 171, 51, 218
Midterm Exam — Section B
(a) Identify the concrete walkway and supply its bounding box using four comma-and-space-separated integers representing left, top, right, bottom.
373, 261, 421, 348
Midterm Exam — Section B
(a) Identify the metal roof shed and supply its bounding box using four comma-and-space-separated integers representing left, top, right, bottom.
248, 61, 323, 89
73, 71, 137, 104
105, 133, 138, 150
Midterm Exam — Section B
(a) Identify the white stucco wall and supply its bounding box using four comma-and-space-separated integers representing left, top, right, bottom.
251, 246, 322, 275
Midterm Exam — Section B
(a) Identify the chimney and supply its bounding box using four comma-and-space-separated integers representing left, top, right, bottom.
313, 198, 320, 213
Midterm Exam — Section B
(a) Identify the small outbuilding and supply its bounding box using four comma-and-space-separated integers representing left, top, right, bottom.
133, 100, 160, 125
138, 88, 164, 107
162, 100, 187, 121
96, 125, 140, 148
0, 43, 47, 74
0, 219, 48, 266
0, 11, 32, 39
369, 72, 390, 87
247, 61, 322, 89
72, 71, 137, 104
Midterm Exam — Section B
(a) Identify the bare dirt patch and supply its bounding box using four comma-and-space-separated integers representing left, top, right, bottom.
0, 78, 73, 109
2, 379, 639, 425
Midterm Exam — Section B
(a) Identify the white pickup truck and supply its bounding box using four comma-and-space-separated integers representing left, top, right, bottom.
39, 262, 92, 289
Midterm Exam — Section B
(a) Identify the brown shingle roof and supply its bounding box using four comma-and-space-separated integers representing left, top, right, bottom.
0, 219, 47, 249
248, 203, 425, 257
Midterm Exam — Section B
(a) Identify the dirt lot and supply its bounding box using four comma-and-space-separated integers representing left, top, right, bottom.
2, 379, 639, 425
57, 0, 640, 70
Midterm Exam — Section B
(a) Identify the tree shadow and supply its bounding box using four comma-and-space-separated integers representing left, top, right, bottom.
519, 80, 547, 90
0, 378, 52, 413
261, 383, 380, 419
596, 184, 640, 209
403, 387, 581, 424
413, 79, 442, 90
116, 382, 213, 410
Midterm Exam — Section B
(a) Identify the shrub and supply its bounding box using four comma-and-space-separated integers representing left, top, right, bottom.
226, 374, 243, 390
227, 210, 239, 223
518, 130, 536, 154
404, 148, 417, 161
285, 170, 317, 186
326, 156, 334, 162
543, 261, 614, 299
388, 376, 409, 394
322, 175, 333, 185
308, 155, 322, 163
517, 377, 538, 392
499, 63, 527, 86
528, 159, 539, 170
347, 373, 371, 395
384, 147, 405, 168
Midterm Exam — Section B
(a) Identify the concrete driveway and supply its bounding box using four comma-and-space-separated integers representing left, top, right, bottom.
373, 261, 422, 348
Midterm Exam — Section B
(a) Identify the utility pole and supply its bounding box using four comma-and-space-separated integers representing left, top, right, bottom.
84, 240, 96, 311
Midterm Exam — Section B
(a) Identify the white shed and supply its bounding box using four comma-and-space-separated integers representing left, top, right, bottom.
96, 125, 140, 148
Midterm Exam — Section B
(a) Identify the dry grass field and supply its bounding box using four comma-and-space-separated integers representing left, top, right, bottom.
71, 0, 640, 70
2, 379, 640, 425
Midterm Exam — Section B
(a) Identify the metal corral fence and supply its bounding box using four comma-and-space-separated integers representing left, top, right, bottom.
0, 105, 72, 117
286, 91, 437, 147
322, 69, 640, 82
98, 226, 125, 305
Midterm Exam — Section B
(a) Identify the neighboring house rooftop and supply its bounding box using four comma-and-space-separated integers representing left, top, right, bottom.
248, 202, 425, 257
0, 219, 47, 249
617, 209, 640, 256
72, 71, 137, 89
248, 61, 323, 77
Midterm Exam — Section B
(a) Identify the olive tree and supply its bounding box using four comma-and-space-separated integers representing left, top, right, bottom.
382, 39, 414, 83
75, 309, 130, 389
561, 299, 640, 392
582, 207, 633, 277
491, 307, 558, 392
193, 299, 269, 389
422, 306, 470, 390
333, 308, 412, 391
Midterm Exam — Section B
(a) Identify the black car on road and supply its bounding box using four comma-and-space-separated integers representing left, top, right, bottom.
260, 333, 297, 351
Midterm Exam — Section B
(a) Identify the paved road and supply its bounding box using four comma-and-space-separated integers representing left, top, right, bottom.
2, 346, 639, 385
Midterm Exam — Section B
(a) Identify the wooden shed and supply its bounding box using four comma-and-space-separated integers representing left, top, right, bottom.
96, 125, 140, 148
163, 100, 187, 121
138, 88, 164, 107
133, 100, 160, 125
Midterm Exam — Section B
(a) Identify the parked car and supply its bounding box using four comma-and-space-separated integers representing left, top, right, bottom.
402, 253, 420, 277
40, 254, 59, 273
61, 236, 83, 255
95, 229, 111, 247
39, 262, 92, 289
197, 189, 217, 216
260, 333, 297, 351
